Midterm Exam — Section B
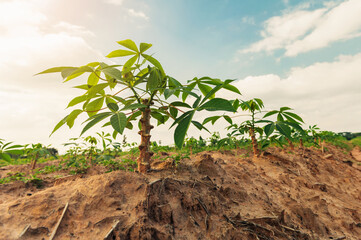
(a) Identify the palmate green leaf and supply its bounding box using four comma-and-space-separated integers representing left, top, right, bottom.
88, 71, 99, 86
263, 110, 278, 118
6, 149, 23, 155
284, 121, 304, 132
86, 97, 104, 116
192, 96, 201, 108
276, 122, 291, 139
5, 144, 23, 150
81, 113, 111, 136
141, 53, 165, 77
174, 111, 195, 149
87, 62, 100, 68
164, 89, 175, 99
198, 98, 235, 112
123, 54, 138, 71
198, 83, 214, 99
223, 115, 232, 124
200, 84, 223, 104
126, 121, 133, 130
35, 67, 76, 75
107, 103, 119, 112
117, 39, 139, 52
170, 110, 193, 129
84, 112, 113, 122
277, 114, 285, 122
169, 107, 178, 119
140, 43, 152, 53
147, 68, 161, 92
67, 95, 87, 108
73, 84, 90, 90
182, 82, 197, 102
105, 96, 116, 105
0, 153, 11, 162
202, 116, 221, 125
280, 107, 292, 112
64, 66, 94, 82
101, 67, 123, 80
50, 115, 68, 136
223, 82, 241, 95
66, 109, 83, 128
170, 101, 192, 109
107, 49, 137, 58
283, 112, 304, 123
151, 111, 166, 125
192, 120, 210, 133
264, 123, 275, 137
87, 83, 109, 99
110, 112, 127, 134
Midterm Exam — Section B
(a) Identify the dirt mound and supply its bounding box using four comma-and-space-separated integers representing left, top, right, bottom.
1, 145, 361, 239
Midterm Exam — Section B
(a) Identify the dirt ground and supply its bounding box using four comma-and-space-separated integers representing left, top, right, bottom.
0, 145, 361, 240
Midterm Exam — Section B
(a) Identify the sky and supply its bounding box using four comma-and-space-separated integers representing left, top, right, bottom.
0, 0, 360, 152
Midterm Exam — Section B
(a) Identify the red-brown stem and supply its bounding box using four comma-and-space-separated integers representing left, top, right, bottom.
286, 138, 294, 150
249, 128, 259, 157
137, 99, 154, 173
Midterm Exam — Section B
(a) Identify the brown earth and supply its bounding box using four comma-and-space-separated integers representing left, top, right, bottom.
0, 144, 361, 240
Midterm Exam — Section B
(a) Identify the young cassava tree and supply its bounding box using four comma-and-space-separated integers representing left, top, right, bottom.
37, 39, 240, 173
262, 107, 304, 150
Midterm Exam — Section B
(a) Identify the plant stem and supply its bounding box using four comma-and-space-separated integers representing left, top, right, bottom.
137, 99, 154, 173
286, 138, 295, 150
249, 128, 259, 157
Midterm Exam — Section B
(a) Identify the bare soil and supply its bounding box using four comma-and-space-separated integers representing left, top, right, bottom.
0, 144, 361, 239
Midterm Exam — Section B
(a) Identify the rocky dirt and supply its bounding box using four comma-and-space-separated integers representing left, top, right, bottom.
0, 145, 361, 239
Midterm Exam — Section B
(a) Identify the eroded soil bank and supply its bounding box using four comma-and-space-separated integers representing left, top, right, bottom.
1, 145, 361, 239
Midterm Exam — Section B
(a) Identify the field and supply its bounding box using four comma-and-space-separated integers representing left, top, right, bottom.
1, 135, 361, 239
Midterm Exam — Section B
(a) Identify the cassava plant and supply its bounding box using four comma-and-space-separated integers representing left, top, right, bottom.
0, 139, 23, 165
228, 98, 265, 156
262, 107, 304, 150
37, 39, 240, 173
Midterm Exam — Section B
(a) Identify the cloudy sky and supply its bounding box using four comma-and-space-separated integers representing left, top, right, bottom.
0, 0, 360, 152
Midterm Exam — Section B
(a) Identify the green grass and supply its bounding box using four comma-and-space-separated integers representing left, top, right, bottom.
351, 136, 361, 148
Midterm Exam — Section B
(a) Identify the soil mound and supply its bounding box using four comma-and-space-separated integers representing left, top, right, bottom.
0, 145, 361, 239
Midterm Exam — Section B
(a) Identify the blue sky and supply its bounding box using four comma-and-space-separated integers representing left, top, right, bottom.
0, 0, 360, 151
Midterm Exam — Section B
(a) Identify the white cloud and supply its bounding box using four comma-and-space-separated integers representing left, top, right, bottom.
231, 52, 361, 132
54, 21, 95, 37
242, 0, 361, 56
0, 0, 103, 152
127, 9, 149, 21
285, 0, 361, 56
104, 0, 124, 6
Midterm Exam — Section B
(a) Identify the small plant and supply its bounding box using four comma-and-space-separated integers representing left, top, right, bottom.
26, 143, 50, 170
38, 39, 240, 173
168, 153, 190, 167
227, 98, 265, 156
262, 107, 304, 150
0, 139, 23, 166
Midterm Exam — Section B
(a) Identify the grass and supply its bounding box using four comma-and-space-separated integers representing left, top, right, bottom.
1, 131, 359, 185
351, 136, 361, 148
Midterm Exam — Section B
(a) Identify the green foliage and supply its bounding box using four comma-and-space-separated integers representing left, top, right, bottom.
0, 139, 23, 164
0, 172, 43, 187
37, 39, 240, 155
262, 107, 304, 139
99, 158, 136, 172
351, 136, 361, 147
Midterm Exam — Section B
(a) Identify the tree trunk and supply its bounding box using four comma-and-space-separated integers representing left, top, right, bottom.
137, 99, 153, 173
286, 138, 294, 150
249, 128, 259, 157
